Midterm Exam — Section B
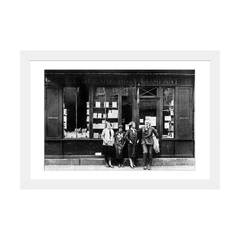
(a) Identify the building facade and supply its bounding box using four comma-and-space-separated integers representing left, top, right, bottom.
45, 70, 194, 158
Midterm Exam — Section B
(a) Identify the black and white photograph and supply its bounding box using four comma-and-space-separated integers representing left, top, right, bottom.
44, 69, 195, 171
2, 0, 240, 239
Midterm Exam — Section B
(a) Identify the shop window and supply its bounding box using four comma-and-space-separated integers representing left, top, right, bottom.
162, 88, 175, 138
63, 85, 89, 138
92, 87, 119, 139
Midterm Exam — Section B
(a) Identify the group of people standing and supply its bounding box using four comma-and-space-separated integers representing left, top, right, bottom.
101, 120, 159, 170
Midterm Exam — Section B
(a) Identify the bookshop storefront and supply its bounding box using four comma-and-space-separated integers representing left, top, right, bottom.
45, 70, 194, 158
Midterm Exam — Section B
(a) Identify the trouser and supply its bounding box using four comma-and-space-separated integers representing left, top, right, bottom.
142, 143, 153, 166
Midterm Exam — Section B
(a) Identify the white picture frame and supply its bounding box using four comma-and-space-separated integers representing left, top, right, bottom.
20, 51, 220, 189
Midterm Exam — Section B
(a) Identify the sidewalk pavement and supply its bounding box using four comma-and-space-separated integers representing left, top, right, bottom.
45, 157, 195, 167
45, 165, 195, 171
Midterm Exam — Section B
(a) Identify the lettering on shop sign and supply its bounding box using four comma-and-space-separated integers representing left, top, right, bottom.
139, 79, 179, 86
84, 78, 135, 86
161, 79, 179, 85
81, 77, 188, 86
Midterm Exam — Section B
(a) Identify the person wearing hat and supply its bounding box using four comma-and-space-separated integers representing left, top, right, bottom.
101, 121, 115, 168
114, 124, 125, 167
124, 121, 138, 168
139, 120, 159, 170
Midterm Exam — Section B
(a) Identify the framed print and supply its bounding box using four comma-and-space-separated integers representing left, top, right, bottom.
20, 51, 220, 189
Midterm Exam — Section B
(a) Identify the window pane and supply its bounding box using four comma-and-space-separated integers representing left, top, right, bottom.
76, 85, 89, 138
63, 87, 77, 138
93, 87, 119, 139
162, 88, 174, 138
63, 85, 89, 139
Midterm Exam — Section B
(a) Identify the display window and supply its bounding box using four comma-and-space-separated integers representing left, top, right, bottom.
63, 85, 89, 139
162, 87, 175, 139
92, 87, 119, 139
63, 86, 121, 139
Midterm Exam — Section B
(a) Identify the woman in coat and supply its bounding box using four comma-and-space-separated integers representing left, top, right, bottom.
101, 121, 115, 168
124, 121, 138, 168
114, 125, 125, 167
140, 120, 159, 170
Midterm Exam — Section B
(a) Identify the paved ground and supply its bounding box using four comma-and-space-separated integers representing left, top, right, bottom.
45, 165, 195, 171
45, 157, 195, 167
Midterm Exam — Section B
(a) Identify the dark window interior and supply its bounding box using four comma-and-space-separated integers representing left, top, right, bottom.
162, 87, 174, 138
63, 84, 89, 138
122, 95, 132, 129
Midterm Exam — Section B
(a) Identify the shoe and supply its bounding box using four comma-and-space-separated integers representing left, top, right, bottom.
129, 158, 134, 168
147, 165, 151, 170
143, 166, 147, 170
118, 164, 121, 168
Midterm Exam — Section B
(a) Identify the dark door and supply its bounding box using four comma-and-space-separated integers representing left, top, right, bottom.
45, 86, 62, 138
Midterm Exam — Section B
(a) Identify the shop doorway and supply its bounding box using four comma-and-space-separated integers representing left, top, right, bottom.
139, 98, 157, 128
122, 95, 132, 130
138, 86, 160, 132
137, 96, 160, 158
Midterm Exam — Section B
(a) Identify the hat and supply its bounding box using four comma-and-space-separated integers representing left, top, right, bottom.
118, 124, 123, 129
